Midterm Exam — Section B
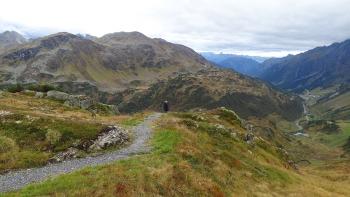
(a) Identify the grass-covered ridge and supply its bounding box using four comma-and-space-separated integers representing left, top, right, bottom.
0, 92, 146, 172
1, 105, 350, 196
5, 110, 350, 196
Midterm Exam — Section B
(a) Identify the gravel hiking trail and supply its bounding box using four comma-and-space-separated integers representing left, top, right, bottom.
0, 113, 162, 193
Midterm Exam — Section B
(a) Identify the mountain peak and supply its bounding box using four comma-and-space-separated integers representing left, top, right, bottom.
101, 31, 147, 39
98, 31, 152, 46
43, 32, 79, 40
0, 30, 27, 47
34, 32, 83, 49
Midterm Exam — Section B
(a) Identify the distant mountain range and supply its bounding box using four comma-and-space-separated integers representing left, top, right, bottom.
259, 39, 350, 120
259, 39, 350, 92
203, 38, 350, 95
201, 52, 269, 63
201, 52, 268, 77
0, 31, 303, 120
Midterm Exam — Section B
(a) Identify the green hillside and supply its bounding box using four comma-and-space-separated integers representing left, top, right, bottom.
3, 109, 350, 196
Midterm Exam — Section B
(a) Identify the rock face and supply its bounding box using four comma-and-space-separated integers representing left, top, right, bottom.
89, 125, 129, 151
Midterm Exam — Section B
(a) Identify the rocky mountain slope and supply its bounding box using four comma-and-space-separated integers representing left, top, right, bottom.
0, 31, 210, 91
259, 39, 350, 120
118, 68, 302, 121
0, 31, 302, 120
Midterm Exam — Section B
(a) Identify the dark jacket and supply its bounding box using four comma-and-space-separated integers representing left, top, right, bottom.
163, 101, 169, 112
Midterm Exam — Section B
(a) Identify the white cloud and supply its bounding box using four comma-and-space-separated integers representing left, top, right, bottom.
1, 0, 350, 57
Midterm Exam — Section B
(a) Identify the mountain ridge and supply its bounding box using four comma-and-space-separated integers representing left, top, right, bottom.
0, 31, 211, 91
259, 38, 350, 92
0, 31, 303, 120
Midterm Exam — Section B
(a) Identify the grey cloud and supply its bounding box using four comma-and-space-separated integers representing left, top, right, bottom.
1, 0, 350, 57
150, 0, 350, 55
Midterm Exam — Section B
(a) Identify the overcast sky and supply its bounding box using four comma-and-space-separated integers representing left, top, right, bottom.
1, 0, 350, 57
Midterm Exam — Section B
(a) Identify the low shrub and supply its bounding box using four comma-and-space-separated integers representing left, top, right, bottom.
46, 129, 62, 146
27, 84, 56, 93
0, 135, 18, 153
7, 84, 24, 93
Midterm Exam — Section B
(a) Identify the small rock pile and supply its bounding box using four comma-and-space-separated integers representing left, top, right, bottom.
89, 125, 130, 151
50, 125, 130, 162
244, 133, 255, 144
49, 147, 80, 163
0, 110, 12, 117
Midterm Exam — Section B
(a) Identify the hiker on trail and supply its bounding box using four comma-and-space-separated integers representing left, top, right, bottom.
163, 100, 169, 113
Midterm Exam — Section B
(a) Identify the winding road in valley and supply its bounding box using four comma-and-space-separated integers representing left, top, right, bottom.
295, 103, 308, 131
0, 113, 162, 193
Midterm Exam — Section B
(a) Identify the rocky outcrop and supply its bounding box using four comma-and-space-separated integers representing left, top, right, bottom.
97, 103, 120, 115
89, 125, 129, 151
39, 90, 120, 114
49, 125, 130, 162
244, 133, 255, 144
46, 90, 71, 101
46, 90, 95, 109
4, 47, 40, 61
63, 95, 95, 110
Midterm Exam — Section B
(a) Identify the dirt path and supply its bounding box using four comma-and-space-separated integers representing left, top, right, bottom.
0, 113, 162, 193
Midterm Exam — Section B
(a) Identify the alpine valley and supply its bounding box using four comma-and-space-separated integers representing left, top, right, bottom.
0, 30, 349, 196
